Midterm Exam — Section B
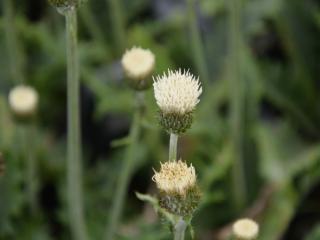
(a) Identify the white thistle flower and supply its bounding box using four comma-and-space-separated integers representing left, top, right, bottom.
8, 85, 39, 118
232, 218, 259, 240
153, 69, 202, 115
122, 46, 155, 83
152, 160, 196, 197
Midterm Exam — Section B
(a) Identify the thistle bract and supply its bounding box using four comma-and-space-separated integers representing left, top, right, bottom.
48, 0, 84, 14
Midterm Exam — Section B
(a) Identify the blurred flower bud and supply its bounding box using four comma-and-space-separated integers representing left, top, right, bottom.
152, 160, 201, 217
232, 218, 259, 240
121, 46, 155, 91
8, 85, 39, 122
153, 69, 202, 134
48, 0, 84, 14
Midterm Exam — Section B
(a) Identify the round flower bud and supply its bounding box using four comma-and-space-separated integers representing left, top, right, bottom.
8, 85, 39, 122
232, 218, 259, 240
121, 46, 155, 90
152, 160, 201, 217
153, 69, 202, 134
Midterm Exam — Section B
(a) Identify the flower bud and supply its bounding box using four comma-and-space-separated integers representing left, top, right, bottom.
152, 160, 201, 217
232, 218, 259, 240
8, 85, 39, 122
153, 69, 202, 134
48, 0, 83, 14
121, 46, 155, 91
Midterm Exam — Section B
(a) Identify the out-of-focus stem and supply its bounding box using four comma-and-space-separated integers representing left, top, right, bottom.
169, 133, 178, 161
105, 93, 143, 240
3, 0, 24, 84
25, 125, 37, 213
174, 218, 187, 240
65, 7, 89, 240
186, 0, 209, 87
80, 4, 106, 44
228, 0, 247, 210
106, 0, 126, 54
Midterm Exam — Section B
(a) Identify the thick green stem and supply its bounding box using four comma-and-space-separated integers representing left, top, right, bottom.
186, 0, 209, 87
228, 0, 247, 210
105, 94, 142, 240
174, 218, 187, 240
65, 8, 89, 240
169, 133, 178, 161
106, 0, 126, 54
3, 0, 24, 84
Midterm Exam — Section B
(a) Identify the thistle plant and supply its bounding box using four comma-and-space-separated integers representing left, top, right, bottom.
232, 218, 259, 240
105, 46, 155, 240
48, 1, 88, 240
150, 69, 202, 240
153, 69, 202, 160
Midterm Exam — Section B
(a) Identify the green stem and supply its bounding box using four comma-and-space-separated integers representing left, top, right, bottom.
105, 94, 142, 240
65, 7, 89, 240
169, 133, 178, 161
19, 124, 37, 213
186, 0, 209, 87
106, 0, 126, 54
228, 0, 247, 210
3, 0, 24, 84
25, 125, 37, 213
174, 218, 187, 240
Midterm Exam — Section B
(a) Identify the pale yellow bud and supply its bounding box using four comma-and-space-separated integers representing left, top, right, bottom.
122, 46, 155, 90
233, 218, 259, 240
8, 85, 39, 119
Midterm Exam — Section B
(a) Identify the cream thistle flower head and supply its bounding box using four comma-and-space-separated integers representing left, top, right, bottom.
153, 69, 202, 134
153, 160, 196, 196
8, 85, 39, 120
232, 218, 259, 240
121, 46, 155, 90
152, 160, 201, 217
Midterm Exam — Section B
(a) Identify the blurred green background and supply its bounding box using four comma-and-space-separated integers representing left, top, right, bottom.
1, 0, 320, 239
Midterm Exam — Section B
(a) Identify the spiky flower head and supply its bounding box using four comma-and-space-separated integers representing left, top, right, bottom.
153, 69, 202, 134
152, 160, 201, 217
8, 85, 39, 121
121, 46, 155, 90
232, 218, 259, 240
153, 160, 196, 196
